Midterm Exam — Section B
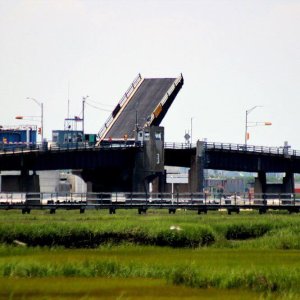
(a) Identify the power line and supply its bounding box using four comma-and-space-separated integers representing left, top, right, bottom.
85, 101, 112, 112
87, 99, 114, 107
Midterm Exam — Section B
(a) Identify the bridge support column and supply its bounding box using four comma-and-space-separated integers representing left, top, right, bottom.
86, 181, 93, 193
133, 126, 165, 193
1, 171, 40, 193
254, 171, 295, 195
254, 171, 267, 194
189, 141, 205, 193
283, 172, 294, 194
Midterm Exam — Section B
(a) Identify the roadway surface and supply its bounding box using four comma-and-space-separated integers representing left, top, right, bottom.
2, 142, 300, 173
164, 142, 300, 173
104, 78, 178, 139
0, 144, 139, 171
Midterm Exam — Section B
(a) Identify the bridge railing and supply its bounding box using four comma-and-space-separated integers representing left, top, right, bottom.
1, 192, 300, 208
145, 74, 184, 127
0, 140, 143, 155
164, 142, 195, 149
204, 142, 300, 156
164, 141, 300, 157
2, 139, 300, 157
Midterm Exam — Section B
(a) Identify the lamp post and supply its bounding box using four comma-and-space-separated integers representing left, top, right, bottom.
245, 106, 272, 146
191, 117, 193, 145
27, 97, 44, 143
82, 95, 89, 134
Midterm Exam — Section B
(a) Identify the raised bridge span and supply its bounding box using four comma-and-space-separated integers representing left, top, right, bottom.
97, 74, 184, 142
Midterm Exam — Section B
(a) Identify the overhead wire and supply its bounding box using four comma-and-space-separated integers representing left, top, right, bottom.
86, 99, 114, 108
85, 101, 112, 112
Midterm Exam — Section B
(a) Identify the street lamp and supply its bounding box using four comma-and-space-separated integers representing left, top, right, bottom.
245, 106, 271, 146
26, 97, 44, 143
82, 95, 89, 134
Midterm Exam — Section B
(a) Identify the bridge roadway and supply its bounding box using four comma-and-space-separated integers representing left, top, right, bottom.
1, 192, 300, 215
98, 74, 184, 141
1, 142, 300, 173
165, 142, 300, 173
0, 143, 139, 171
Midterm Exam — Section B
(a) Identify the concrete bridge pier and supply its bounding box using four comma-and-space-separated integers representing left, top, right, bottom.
1, 170, 40, 206
283, 172, 295, 194
133, 126, 165, 193
189, 141, 205, 193
1, 170, 40, 193
254, 171, 295, 194
254, 171, 267, 194
79, 167, 133, 193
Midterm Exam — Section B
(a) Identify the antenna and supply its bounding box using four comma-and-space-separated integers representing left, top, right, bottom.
67, 82, 70, 119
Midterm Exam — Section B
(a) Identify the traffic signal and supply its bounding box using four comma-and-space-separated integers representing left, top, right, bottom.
38, 127, 42, 135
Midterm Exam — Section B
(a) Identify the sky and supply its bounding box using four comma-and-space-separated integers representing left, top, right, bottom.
0, 0, 299, 148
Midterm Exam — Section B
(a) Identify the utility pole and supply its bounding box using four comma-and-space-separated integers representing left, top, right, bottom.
191, 117, 194, 145
27, 97, 44, 143
245, 106, 261, 147
82, 96, 89, 134
245, 105, 271, 147
41, 102, 44, 142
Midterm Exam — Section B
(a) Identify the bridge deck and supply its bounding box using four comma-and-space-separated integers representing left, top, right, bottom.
101, 75, 183, 140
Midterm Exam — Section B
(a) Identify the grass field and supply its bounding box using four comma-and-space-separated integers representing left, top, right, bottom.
0, 209, 300, 299
0, 277, 271, 300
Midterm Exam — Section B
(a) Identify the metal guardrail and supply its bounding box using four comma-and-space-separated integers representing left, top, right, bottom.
204, 142, 300, 156
0, 141, 142, 155
1, 192, 300, 209
2, 140, 300, 158
164, 141, 300, 157
97, 73, 142, 140
164, 142, 195, 149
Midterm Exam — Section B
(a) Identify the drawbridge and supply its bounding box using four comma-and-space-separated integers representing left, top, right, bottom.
97, 73, 184, 143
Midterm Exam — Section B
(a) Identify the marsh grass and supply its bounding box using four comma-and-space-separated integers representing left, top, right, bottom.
0, 245, 299, 296
0, 277, 274, 300
1, 209, 300, 249
1, 210, 300, 297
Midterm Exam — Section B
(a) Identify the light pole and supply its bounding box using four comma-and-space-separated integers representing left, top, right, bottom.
191, 117, 193, 145
27, 97, 44, 143
82, 95, 89, 134
245, 106, 261, 146
245, 106, 272, 146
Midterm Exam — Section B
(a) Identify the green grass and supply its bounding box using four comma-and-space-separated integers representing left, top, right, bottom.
1, 209, 300, 249
0, 245, 299, 297
0, 277, 273, 300
1, 209, 300, 298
